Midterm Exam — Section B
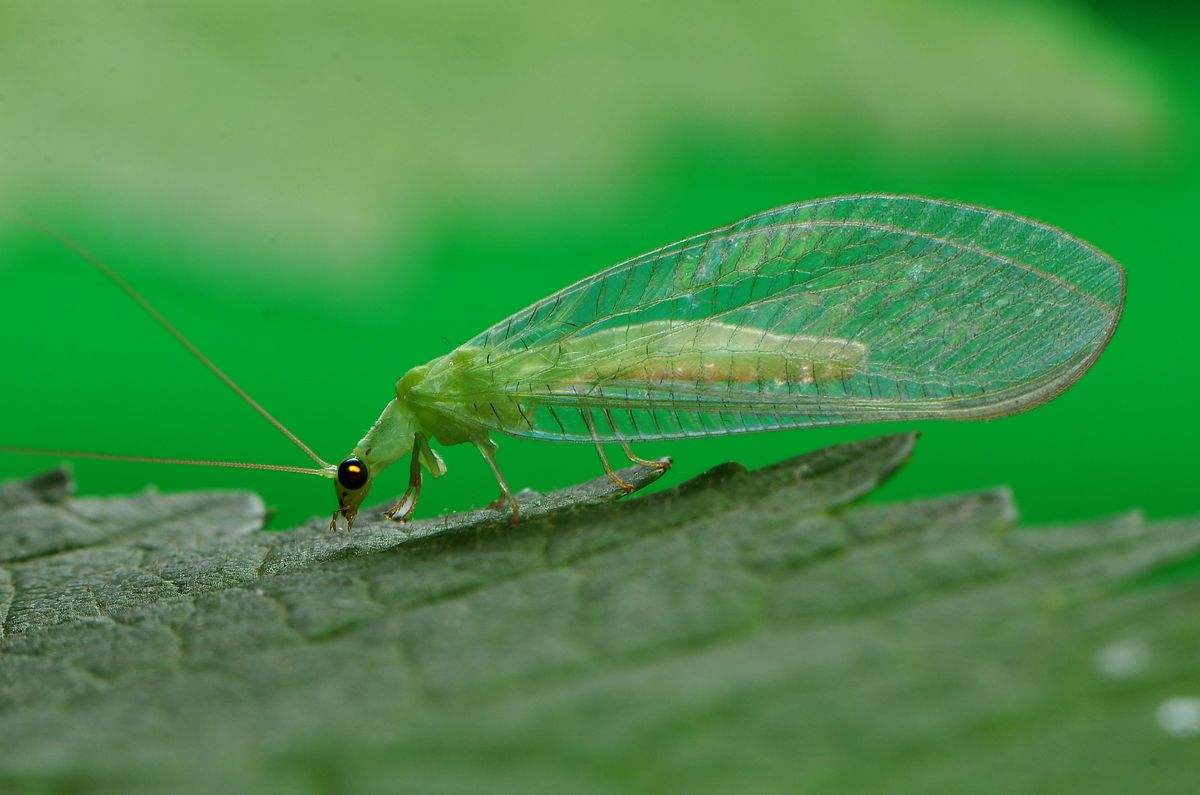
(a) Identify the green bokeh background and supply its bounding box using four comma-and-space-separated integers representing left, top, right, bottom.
0, 1, 1195, 529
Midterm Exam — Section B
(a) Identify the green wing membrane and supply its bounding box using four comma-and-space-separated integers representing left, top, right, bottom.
434, 195, 1125, 442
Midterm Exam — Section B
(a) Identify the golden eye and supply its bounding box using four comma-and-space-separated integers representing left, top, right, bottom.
337, 457, 369, 490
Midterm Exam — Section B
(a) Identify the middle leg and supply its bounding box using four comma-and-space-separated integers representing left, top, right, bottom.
474, 436, 521, 524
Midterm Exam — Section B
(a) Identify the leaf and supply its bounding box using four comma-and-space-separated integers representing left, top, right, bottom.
0, 434, 1197, 794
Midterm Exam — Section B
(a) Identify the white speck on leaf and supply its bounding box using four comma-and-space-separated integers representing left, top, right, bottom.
1156, 697, 1200, 739
1095, 639, 1149, 680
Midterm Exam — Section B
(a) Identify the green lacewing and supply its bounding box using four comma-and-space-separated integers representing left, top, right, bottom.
2, 195, 1125, 530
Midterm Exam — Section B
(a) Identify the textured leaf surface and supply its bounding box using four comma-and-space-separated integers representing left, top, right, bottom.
0, 435, 1197, 794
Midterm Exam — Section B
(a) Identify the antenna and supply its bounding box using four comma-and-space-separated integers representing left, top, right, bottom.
6, 215, 333, 473
0, 447, 331, 477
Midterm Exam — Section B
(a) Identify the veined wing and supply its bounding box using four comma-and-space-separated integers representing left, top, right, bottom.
428, 195, 1125, 442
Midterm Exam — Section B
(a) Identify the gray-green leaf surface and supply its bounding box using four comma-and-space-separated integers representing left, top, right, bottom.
0, 435, 1197, 794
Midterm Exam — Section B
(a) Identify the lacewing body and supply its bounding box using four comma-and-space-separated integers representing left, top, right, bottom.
3, 195, 1126, 530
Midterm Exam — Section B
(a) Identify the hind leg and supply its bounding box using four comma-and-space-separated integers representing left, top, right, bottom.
617, 438, 672, 472
580, 409, 637, 491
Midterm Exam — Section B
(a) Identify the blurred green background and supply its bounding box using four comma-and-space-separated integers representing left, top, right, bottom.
0, 0, 1195, 529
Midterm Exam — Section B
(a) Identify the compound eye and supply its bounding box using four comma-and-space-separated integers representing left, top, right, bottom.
337, 457, 369, 490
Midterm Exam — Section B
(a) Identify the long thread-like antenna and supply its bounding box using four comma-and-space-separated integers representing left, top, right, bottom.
11, 216, 331, 470
0, 446, 330, 476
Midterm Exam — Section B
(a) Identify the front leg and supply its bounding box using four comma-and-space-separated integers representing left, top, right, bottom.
383, 438, 425, 522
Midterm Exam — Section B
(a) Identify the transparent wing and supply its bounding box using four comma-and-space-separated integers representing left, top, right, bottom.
434, 195, 1125, 442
